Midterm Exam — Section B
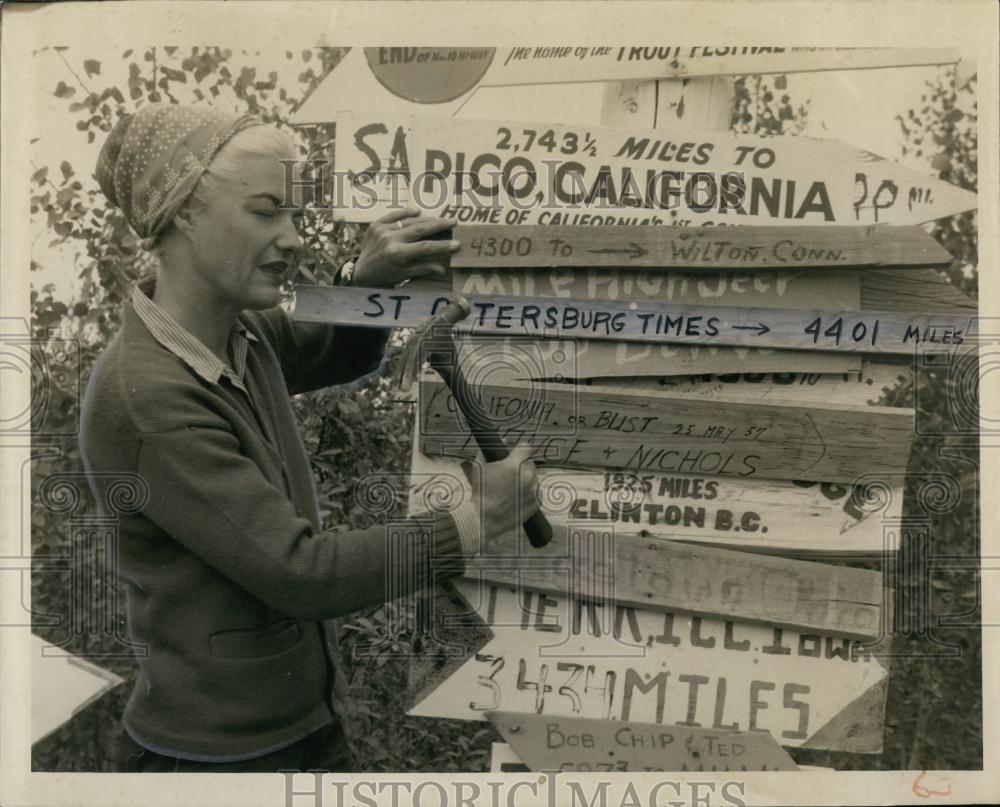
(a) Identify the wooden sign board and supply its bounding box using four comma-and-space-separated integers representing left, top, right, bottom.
488, 711, 800, 772
604, 362, 908, 406
448, 262, 863, 377
449, 263, 863, 377
292, 284, 974, 356
407, 434, 902, 556
290, 47, 960, 124
31, 633, 124, 744
852, 148, 978, 226
489, 741, 837, 773
450, 335, 890, 403
453, 335, 863, 380
451, 265, 863, 310
332, 113, 855, 226
861, 268, 978, 313
484, 47, 961, 85
419, 374, 914, 485
408, 267, 972, 378
451, 225, 951, 270
409, 580, 890, 753
468, 521, 884, 638
530, 466, 902, 556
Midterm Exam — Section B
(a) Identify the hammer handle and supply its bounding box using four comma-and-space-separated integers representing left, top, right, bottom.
427, 348, 553, 548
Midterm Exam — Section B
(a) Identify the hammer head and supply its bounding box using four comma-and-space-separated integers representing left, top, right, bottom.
388, 297, 471, 394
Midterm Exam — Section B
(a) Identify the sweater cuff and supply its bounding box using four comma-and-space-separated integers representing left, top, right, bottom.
417, 504, 480, 582
450, 500, 481, 558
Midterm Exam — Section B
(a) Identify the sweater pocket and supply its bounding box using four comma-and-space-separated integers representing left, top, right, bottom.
208, 619, 302, 659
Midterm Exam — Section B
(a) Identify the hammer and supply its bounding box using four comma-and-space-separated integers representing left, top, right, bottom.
396, 298, 554, 548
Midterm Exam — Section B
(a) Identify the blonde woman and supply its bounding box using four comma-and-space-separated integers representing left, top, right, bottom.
82, 105, 537, 772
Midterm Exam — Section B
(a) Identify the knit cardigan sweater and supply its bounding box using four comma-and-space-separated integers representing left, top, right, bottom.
79, 289, 468, 761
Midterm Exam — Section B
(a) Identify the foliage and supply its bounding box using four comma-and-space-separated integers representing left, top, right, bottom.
732, 74, 811, 136
30, 53, 980, 774
899, 74, 978, 299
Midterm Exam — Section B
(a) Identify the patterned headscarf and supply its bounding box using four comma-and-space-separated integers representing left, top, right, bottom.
95, 104, 264, 240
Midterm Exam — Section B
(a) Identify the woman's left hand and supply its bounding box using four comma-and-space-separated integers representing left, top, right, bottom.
353, 209, 459, 288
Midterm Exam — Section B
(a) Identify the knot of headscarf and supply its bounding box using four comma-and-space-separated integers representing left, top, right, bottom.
95, 104, 264, 240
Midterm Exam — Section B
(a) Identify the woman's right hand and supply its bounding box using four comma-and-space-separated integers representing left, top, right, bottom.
465, 441, 540, 544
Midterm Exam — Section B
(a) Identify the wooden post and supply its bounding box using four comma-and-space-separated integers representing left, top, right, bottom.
601, 76, 736, 132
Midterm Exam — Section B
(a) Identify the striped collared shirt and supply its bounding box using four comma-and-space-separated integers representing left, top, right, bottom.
131, 275, 258, 396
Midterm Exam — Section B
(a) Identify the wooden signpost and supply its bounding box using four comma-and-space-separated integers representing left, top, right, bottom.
290, 47, 961, 125
30, 633, 124, 744
466, 525, 885, 637
448, 255, 866, 376
532, 465, 901, 555
452, 335, 863, 380
481, 47, 962, 85
332, 114, 976, 228
488, 711, 801, 772
293, 284, 974, 356
408, 580, 890, 753
452, 264, 863, 310
333, 113, 856, 226
410, 445, 902, 556
293, 47, 978, 773
488, 741, 837, 773
861, 268, 978, 313
851, 147, 979, 226
612, 362, 907, 406
418, 375, 914, 484
450, 224, 952, 270
447, 339, 897, 391
447, 236, 868, 376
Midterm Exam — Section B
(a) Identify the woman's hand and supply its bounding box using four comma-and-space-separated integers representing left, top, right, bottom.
352, 209, 459, 288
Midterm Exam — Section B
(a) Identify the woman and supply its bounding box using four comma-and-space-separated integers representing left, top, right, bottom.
80, 104, 538, 772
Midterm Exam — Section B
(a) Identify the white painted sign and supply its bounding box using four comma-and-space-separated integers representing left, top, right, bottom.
30, 634, 124, 744
851, 147, 978, 226
410, 460, 902, 556
292, 47, 961, 124
486, 47, 962, 85
410, 581, 889, 752
331, 114, 855, 226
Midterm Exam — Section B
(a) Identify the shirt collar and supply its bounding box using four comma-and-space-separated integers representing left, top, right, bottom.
131, 275, 258, 391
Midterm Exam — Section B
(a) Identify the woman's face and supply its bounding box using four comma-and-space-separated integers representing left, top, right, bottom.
182, 138, 304, 312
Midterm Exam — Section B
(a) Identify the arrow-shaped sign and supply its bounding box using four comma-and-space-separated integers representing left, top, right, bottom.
31, 634, 124, 744
409, 581, 890, 753
419, 374, 910, 486
293, 284, 976, 357
332, 114, 976, 227
290, 47, 962, 125
850, 147, 979, 226
488, 710, 800, 772
452, 225, 952, 270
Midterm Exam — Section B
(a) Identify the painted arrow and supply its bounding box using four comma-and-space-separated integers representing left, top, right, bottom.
408, 581, 890, 753
731, 322, 770, 336
587, 242, 649, 260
